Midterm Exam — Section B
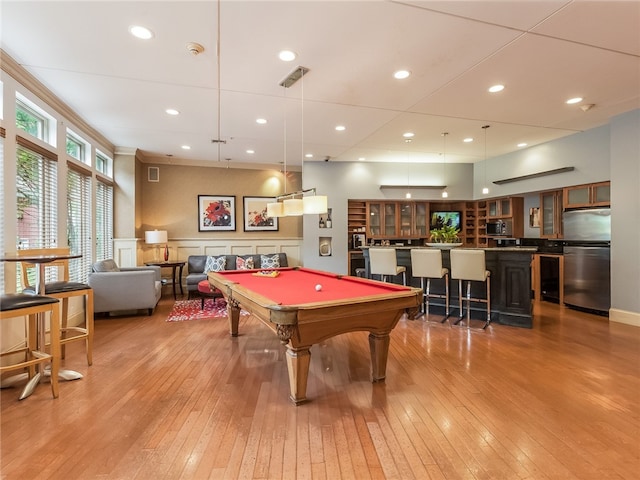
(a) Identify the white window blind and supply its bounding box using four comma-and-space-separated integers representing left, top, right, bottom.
16, 143, 58, 288
96, 179, 113, 261
67, 166, 92, 282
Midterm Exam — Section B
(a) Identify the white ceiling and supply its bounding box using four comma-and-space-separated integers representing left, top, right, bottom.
1, 1, 639, 169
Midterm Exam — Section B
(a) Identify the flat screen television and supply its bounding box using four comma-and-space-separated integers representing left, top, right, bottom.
430, 211, 462, 231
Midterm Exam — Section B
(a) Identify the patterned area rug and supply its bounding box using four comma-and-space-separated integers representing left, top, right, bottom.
166, 299, 248, 322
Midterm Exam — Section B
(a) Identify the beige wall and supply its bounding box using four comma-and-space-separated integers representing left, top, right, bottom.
139, 163, 302, 240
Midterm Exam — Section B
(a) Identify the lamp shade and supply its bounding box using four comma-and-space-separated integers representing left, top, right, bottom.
283, 198, 304, 216
303, 195, 328, 214
266, 202, 285, 218
145, 230, 168, 244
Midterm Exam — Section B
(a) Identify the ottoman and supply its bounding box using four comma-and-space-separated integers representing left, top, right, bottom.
197, 279, 223, 310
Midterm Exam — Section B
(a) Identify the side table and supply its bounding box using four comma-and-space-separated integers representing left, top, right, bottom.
145, 261, 185, 299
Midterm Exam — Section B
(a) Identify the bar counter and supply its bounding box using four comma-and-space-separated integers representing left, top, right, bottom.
361, 246, 537, 328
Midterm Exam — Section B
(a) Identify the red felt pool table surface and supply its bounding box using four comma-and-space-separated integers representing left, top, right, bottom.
213, 267, 410, 306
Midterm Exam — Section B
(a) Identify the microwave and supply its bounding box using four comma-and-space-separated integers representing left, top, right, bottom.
487, 219, 513, 236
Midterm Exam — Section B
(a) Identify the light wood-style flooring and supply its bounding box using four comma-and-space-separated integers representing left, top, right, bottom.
1, 297, 639, 480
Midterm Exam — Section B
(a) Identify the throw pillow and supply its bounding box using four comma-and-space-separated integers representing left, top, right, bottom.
236, 256, 255, 270
92, 259, 120, 272
260, 254, 280, 269
204, 255, 226, 273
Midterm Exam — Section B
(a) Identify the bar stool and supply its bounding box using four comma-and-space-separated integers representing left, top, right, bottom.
0, 294, 61, 400
19, 248, 94, 366
369, 248, 406, 285
449, 249, 491, 330
410, 249, 449, 323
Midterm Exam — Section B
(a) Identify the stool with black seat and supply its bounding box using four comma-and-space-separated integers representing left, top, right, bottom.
449, 249, 491, 330
369, 248, 406, 285
0, 294, 61, 400
18, 248, 94, 366
410, 249, 449, 323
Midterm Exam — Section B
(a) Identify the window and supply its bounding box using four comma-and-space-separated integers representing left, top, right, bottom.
96, 179, 113, 261
67, 167, 92, 282
16, 144, 58, 287
16, 99, 49, 142
96, 150, 113, 178
66, 134, 84, 161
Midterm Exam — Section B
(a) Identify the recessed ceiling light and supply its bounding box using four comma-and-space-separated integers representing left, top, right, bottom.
402, 132, 414, 138
246, 149, 255, 154
517, 143, 528, 148
463, 137, 473, 143
566, 97, 583, 104
165, 108, 179, 116
335, 125, 346, 131
129, 25, 154, 40
256, 118, 267, 124
488, 84, 505, 93
278, 50, 297, 62
181, 145, 191, 150
358, 157, 366, 161
394, 70, 411, 80
305, 153, 313, 158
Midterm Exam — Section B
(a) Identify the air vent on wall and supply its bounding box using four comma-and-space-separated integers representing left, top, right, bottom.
148, 166, 159, 182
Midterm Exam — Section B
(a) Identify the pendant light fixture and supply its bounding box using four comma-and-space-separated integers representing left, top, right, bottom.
482, 124, 490, 195
267, 66, 327, 217
441, 132, 449, 198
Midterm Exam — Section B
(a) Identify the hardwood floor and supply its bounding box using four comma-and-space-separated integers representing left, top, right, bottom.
1, 297, 639, 479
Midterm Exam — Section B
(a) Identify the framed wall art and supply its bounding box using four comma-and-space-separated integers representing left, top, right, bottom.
198, 195, 236, 231
243, 196, 278, 231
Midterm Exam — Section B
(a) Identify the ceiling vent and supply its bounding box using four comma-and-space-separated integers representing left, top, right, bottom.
279, 66, 309, 88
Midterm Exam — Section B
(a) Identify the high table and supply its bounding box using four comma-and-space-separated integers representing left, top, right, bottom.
0, 252, 84, 398
208, 267, 421, 405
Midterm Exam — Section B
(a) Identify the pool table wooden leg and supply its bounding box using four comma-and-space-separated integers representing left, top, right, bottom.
226, 299, 241, 337
285, 346, 311, 405
369, 332, 391, 382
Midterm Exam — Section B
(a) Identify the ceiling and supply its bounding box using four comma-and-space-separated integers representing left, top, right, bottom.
1, 1, 639, 170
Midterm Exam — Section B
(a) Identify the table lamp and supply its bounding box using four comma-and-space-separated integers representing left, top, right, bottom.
145, 230, 168, 262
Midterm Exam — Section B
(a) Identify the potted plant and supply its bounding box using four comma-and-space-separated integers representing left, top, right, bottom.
427, 225, 462, 247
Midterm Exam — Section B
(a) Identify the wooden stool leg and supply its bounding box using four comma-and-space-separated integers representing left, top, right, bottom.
49, 303, 60, 398
60, 298, 69, 359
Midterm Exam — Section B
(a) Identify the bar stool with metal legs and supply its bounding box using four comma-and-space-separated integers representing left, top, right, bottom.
449, 249, 491, 330
0, 294, 61, 400
410, 249, 449, 323
369, 248, 406, 285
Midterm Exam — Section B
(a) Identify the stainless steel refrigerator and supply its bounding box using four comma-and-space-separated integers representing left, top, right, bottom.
562, 208, 610, 313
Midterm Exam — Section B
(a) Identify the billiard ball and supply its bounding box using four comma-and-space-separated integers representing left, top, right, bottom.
315, 284, 322, 291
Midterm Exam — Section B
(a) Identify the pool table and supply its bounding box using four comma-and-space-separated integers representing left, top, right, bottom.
208, 267, 421, 405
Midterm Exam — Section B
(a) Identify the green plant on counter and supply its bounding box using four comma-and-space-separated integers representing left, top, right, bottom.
429, 225, 461, 243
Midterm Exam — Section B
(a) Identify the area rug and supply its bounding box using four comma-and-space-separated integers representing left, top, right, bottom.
166, 299, 248, 322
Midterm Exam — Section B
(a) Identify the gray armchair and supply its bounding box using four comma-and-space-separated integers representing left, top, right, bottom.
88, 259, 162, 315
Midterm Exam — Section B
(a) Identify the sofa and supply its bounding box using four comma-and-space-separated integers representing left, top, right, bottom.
186, 253, 288, 298
88, 259, 162, 315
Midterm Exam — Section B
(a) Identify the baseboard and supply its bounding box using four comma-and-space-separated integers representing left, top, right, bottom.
609, 308, 640, 327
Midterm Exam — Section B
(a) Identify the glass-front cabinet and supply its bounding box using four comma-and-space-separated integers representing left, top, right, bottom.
564, 181, 610, 209
488, 198, 512, 218
398, 201, 429, 237
540, 190, 563, 238
367, 202, 398, 238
